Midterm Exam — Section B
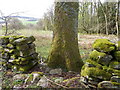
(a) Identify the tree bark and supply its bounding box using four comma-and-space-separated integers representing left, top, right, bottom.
47, 1, 83, 72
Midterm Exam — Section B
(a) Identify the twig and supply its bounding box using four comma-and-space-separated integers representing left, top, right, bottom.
80, 82, 89, 88
43, 75, 68, 88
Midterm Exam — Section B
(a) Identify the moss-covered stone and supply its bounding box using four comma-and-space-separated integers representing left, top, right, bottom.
1, 35, 38, 72
89, 50, 112, 65
111, 82, 120, 86
102, 66, 120, 76
111, 76, 120, 83
13, 36, 35, 45
1, 52, 10, 59
7, 44, 14, 49
98, 81, 113, 88
19, 62, 37, 72
13, 61, 37, 72
89, 50, 106, 61
8, 49, 19, 54
0, 36, 9, 45
0, 46, 4, 53
117, 41, 120, 50
93, 39, 116, 53
109, 61, 120, 70
16, 44, 29, 51
21, 48, 36, 57
85, 59, 102, 69
114, 51, 120, 62
81, 67, 112, 80
10, 55, 17, 59
29, 43, 36, 49
9, 35, 24, 43
25, 36, 35, 44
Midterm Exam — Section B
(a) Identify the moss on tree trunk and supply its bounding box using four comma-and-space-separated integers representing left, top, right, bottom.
47, 1, 83, 72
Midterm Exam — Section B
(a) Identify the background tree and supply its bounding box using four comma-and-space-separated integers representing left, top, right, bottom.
36, 18, 45, 30
47, 1, 83, 72
0, 11, 24, 35
9, 18, 24, 30
36, 6, 54, 31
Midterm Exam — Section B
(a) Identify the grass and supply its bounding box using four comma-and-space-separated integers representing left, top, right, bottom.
20, 19, 38, 25
14, 29, 91, 59
1, 29, 116, 60
16, 29, 53, 58
1, 29, 117, 88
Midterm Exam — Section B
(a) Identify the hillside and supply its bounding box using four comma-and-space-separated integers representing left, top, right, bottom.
0, 16, 39, 25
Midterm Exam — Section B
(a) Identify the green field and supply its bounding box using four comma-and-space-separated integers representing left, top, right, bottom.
20, 19, 38, 25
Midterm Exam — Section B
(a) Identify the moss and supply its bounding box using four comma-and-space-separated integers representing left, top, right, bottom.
81, 67, 112, 80
0, 46, 4, 53
14, 59, 21, 64
47, 2, 83, 72
114, 51, 120, 61
13, 61, 37, 72
10, 55, 17, 59
13, 36, 35, 45
47, 35, 67, 69
109, 61, 120, 69
89, 50, 106, 61
7, 44, 14, 49
9, 35, 25, 43
102, 66, 118, 74
18, 56, 35, 62
93, 39, 116, 53
19, 60, 29, 65
111, 82, 120, 86
18, 63, 36, 72
9, 49, 18, 54
85, 59, 102, 69
112, 72, 120, 76
0, 36, 9, 44
111, 76, 120, 83
117, 41, 120, 50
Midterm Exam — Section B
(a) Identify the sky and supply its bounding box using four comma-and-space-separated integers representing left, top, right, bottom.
0, 0, 117, 18
0, 0, 54, 18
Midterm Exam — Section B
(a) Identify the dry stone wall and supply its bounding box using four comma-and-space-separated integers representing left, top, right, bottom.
81, 39, 120, 88
0, 35, 38, 72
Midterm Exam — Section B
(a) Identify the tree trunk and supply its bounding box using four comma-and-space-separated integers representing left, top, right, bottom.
116, 1, 119, 40
47, 1, 83, 72
5, 19, 8, 36
99, 0, 108, 35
